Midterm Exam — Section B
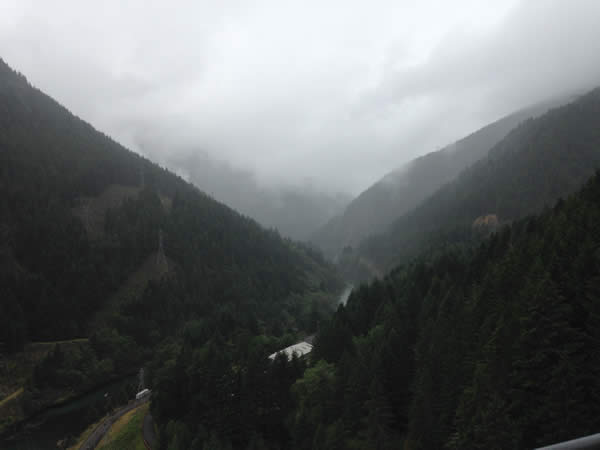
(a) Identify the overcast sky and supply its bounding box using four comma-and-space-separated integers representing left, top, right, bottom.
1, 0, 600, 195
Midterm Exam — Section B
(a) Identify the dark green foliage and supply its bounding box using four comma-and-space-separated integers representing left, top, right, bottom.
298, 171, 600, 449
0, 58, 343, 446
289, 360, 337, 449
150, 333, 308, 449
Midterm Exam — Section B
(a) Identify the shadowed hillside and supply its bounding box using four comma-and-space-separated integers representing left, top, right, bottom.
0, 58, 342, 437
305, 169, 600, 449
312, 95, 574, 260
359, 88, 600, 273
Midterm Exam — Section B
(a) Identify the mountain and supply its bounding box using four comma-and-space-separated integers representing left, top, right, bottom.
311, 96, 573, 259
0, 57, 341, 436
143, 86, 600, 450
300, 169, 600, 449
358, 88, 600, 273
3, 50, 598, 449
150, 91, 600, 446
163, 151, 350, 241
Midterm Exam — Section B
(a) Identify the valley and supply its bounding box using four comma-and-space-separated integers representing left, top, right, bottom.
2, 3, 600, 448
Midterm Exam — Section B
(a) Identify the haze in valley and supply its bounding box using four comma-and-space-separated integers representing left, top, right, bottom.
2, 0, 600, 236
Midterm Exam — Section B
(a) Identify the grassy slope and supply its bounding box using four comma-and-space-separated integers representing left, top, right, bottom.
97, 403, 149, 450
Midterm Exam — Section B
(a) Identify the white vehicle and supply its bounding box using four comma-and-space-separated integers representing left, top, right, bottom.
136, 388, 151, 400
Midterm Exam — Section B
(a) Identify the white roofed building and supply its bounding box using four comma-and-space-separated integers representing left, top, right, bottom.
268, 341, 313, 361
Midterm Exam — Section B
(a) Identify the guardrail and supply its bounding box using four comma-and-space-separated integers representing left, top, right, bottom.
536, 433, 600, 449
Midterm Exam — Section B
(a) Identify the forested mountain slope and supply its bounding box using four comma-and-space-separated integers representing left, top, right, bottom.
359, 88, 600, 273
146, 87, 600, 448
0, 57, 341, 436
307, 170, 600, 449
311, 96, 568, 259
0, 58, 339, 349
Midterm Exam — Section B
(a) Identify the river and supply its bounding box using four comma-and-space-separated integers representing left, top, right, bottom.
0, 376, 135, 450
338, 284, 353, 305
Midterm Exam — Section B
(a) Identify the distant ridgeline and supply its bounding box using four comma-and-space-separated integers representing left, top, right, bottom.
354, 88, 600, 276
310, 93, 572, 263
0, 57, 342, 440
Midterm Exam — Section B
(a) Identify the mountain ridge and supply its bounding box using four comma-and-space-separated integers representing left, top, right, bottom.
0, 56, 342, 439
359, 87, 600, 273
311, 94, 576, 260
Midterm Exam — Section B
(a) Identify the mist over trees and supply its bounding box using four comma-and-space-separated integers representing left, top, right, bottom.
0, 58, 342, 441
3, 1, 600, 448
311, 93, 576, 261
360, 89, 600, 271
146, 86, 600, 449
140, 150, 349, 241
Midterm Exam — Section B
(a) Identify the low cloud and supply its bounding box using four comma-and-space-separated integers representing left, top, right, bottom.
1, 0, 599, 195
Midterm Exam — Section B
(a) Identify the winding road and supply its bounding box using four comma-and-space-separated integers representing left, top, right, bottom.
79, 396, 150, 450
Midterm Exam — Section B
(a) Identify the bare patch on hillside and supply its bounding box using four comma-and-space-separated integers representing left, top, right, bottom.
72, 185, 172, 238
159, 195, 172, 211
472, 214, 499, 229
72, 185, 141, 238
